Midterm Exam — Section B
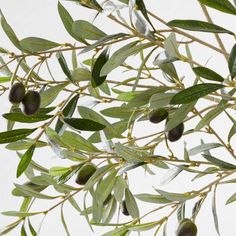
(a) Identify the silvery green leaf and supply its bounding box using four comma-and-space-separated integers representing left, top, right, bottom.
164, 33, 180, 60
160, 166, 184, 185
188, 143, 222, 156
212, 185, 221, 235
153, 51, 178, 66
118, 162, 145, 175
133, 11, 155, 40
101, 1, 126, 16
177, 203, 185, 222
149, 93, 175, 109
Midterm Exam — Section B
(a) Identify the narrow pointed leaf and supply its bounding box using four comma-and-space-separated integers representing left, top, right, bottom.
0, 129, 36, 144
170, 83, 224, 104
193, 67, 224, 82
202, 154, 236, 170
20, 37, 60, 52
199, 0, 236, 15
63, 118, 106, 131
17, 145, 36, 177
92, 47, 109, 87
228, 44, 236, 78
72, 20, 106, 40
2, 113, 52, 123
57, 52, 73, 82
167, 20, 234, 35
55, 94, 79, 134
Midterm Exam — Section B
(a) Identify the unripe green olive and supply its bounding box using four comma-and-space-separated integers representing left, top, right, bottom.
75, 164, 96, 185
22, 90, 41, 116
167, 122, 184, 142
121, 200, 129, 216
8, 82, 25, 104
176, 218, 197, 236
149, 108, 168, 124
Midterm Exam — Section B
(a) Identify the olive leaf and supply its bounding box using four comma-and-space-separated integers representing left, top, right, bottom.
167, 20, 234, 35
199, 0, 236, 15
170, 83, 225, 104
92, 47, 109, 87
192, 67, 224, 82
0, 129, 36, 144
72, 20, 106, 40
20, 37, 60, 52
17, 144, 36, 177
228, 44, 236, 78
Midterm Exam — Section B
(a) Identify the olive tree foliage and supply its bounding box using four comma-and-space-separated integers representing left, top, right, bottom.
0, 0, 236, 235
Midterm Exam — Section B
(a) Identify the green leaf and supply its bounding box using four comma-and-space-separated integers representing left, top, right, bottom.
72, 67, 92, 81
199, 0, 236, 15
149, 93, 175, 109
193, 67, 224, 82
135, 194, 171, 204
170, 83, 224, 104
40, 83, 67, 107
57, 2, 85, 43
2, 113, 53, 123
202, 154, 236, 170
125, 189, 139, 218
128, 87, 170, 107
95, 170, 117, 205
100, 106, 134, 119
56, 52, 73, 83
17, 145, 36, 178
228, 44, 236, 78
195, 106, 226, 130
113, 176, 127, 203
92, 47, 109, 87
226, 192, 236, 204
212, 185, 221, 235
155, 189, 196, 202
60, 205, 71, 236
0, 219, 22, 235
49, 166, 70, 177
0, 10, 22, 50
165, 101, 196, 131
63, 118, 106, 131
57, 164, 83, 184
0, 76, 10, 83
60, 131, 99, 152
6, 139, 46, 151
84, 164, 118, 190
14, 183, 57, 199
167, 20, 234, 35
0, 129, 36, 144
72, 20, 106, 40
55, 94, 80, 134
20, 37, 60, 52
115, 142, 144, 163
81, 33, 127, 54
28, 220, 37, 236
128, 222, 159, 232
2, 211, 42, 217
136, 0, 155, 31
188, 143, 222, 156
100, 42, 153, 76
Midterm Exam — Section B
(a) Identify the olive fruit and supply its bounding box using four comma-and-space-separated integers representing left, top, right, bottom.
167, 122, 184, 142
149, 108, 168, 124
121, 200, 129, 216
75, 164, 96, 185
22, 90, 41, 116
176, 218, 197, 236
8, 82, 25, 104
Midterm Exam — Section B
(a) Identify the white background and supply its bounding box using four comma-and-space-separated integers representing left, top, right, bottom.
0, 0, 236, 235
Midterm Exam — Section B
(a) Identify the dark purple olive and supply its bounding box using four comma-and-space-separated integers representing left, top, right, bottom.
22, 90, 41, 116
167, 122, 184, 142
75, 164, 96, 185
149, 108, 168, 124
9, 82, 25, 104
